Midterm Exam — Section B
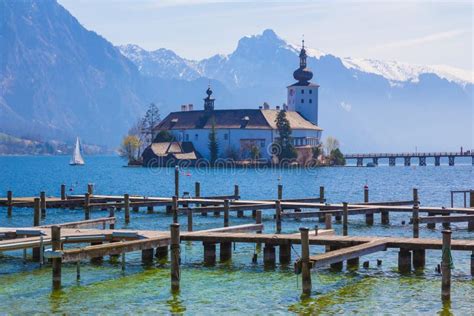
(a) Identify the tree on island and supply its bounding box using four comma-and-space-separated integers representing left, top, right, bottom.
119, 135, 141, 164
208, 118, 218, 165
274, 109, 297, 162
141, 103, 161, 145
324, 136, 345, 166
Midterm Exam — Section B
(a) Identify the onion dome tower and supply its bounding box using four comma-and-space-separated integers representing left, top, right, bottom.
287, 40, 320, 126
203, 85, 215, 111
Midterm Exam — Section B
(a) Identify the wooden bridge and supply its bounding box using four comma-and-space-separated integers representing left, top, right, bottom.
344, 151, 474, 166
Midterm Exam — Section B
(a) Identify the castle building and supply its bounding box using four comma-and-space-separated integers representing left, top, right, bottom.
143, 41, 322, 164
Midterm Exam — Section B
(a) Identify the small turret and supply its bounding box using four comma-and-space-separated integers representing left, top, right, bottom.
203, 86, 215, 111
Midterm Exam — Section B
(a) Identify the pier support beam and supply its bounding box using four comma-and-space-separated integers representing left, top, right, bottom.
448, 156, 455, 166
372, 157, 378, 166
364, 186, 373, 225
413, 203, 419, 238
329, 246, 343, 271
60, 184, 66, 200
174, 166, 179, 197
203, 242, 216, 266
256, 210, 262, 234
40, 191, 46, 217
347, 257, 359, 269
263, 244, 276, 267
412, 249, 425, 270
398, 248, 411, 273
279, 243, 291, 264
141, 248, 154, 265
32, 198, 41, 261
418, 156, 426, 166
470, 251, 474, 276
325, 214, 332, 230
124, 194, 130, 224
441, 230, 452, 302
187, 208, 193, 232
404, 157, 411, 166
434, 156, 441, 166
275, 200, 282, 233
155, 246, 168, 260
319, 186, 325, 202
220, 242, 232, 262
170, 223, 180, 293
51, 226, 62, 290
389, 157, 396, 166
91, 242, 103, 264
427, 212, 436, 229
147, 206, 153, 214
356, 158, 363, 167
172, 196, 178, 224
277, 184, 283, 200
84, 193, 91, 220
381, 209, 390, 225
300, 227, 311, 297
223, 199, 230, 227
7, 190, 12, 217
342, 202, 348, 236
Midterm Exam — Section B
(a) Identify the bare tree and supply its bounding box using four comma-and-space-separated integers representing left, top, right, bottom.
325, 136, 340, 155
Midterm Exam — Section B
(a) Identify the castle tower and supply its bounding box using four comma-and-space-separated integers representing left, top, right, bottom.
203, 86, 215, 111
287, 40, 319, 125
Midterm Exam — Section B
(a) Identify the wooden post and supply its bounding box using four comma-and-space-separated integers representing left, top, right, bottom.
342, 202, 348, 236
7, 190, 12, 217
172, 196, 178, 224
187, 208, 193, 232
275, 200, 282, 233
234, 184, 240, 199
364, 185, 373, 225
256, 210, 262, 234
32, 198, 41, 261
470, 251, 474, 276
277, 184, 283, 200
319, 186, 324, 202
398, 248, 411, 273
61, 184, 66, 200
223, 199, 230, 227
84, 193, 91, 220
33, 197, 40, 227
252, 209, 256, 218
381, 208, 389, 225
51, 226, 62, 290
468, 219, 474, 232
413, 249, 425, 270
40, 191, 46, 217
279, 243, 291, 264
329, 246, 343, 271
300, 227, 311, 297
174, 166, 179, 197
325, 214, 332, 230
347, 257, 359, 269
91, 242, 103, 264
109, 207, 115, 229
427, 212, 436, 229
87, 183, 94, 195
220, 242, 232, 262
441, 230, 452, 302
124, 194, 130, 224
263, 244, 276, 267
470, 190, 474, 208
195, 182, 206, 216
413, 203, 419, 238
141, 248, 154, 265
203, 242, 216, 266
413, 188, 419, 205
146, 206, 153, 214
156, 246, 168, 260
442, 213, 451, 229
170, 223, 180, 293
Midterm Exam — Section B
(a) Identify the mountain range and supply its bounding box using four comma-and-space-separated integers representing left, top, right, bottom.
1, 0, 472, 152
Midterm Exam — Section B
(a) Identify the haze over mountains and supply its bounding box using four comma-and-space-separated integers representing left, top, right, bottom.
1, 0, 472, 152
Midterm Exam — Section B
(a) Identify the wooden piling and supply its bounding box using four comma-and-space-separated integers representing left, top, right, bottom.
347, 257, 359, 269
256, 210, 262, 234
156, 246, 168, 260
342, 202, 348, 236
470, 190, 474, 208
220, 242, 232, 262
263, 244, 276, 267
84, 193, 91, 220
147, 206, 154, 213
279, 243, 291, 264
468, 219, 474, 232
90, 242, 103, 264
124, 194, 130, 224
51, 226, 62, 290
40, 191, 46, 217
300, 227, 311, 297
187, 208, 193, 232
398, 248, 411, 273
133, 206, 139, 212
277, 184, 283, 200
413, 203, 419, 238
441, 230, 452, 302
275, 200, 282, 233
381, 209, 390, 225
109, 207, 115, 229
234, 184, 240, 199
172, 196, 178, 224
413, 249, 425, 270
141, 248, 154, 265
7, 190, 12, 217
195, 182, 206, 216
224, 199, 230, 227
61, 184, 66, 200
33, 197, 40, 227
325, 214, 332, 230
427, 212, 436, 229
364, 186, 373, 225
413, 188, 419, 205
87, 183, 94, 195
319, 186, 324, 202
442, 213, 451, 229
174, 166, 179, 197
470, 251, 473, 276
329, 246, 343, 271
32, 197, 41, 261
203, 242, 216, 266
170, 223, 180, 293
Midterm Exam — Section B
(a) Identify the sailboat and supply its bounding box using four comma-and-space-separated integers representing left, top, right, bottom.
70, 137, 85, 166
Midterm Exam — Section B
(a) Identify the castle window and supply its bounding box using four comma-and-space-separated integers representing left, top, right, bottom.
224, 133, 228, 140
309, 90, 312, 94
309, 99, 312, 103
195, 134, 198, 140
301, 99, 304, 103
301, 89, 304, 94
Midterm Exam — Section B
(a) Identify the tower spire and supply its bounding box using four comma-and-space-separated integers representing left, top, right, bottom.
203, 85, 215, 111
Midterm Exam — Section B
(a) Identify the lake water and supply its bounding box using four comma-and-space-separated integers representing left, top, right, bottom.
0, 156, 473, 314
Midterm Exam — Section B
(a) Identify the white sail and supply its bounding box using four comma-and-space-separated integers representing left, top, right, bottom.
70, 137, 85, 165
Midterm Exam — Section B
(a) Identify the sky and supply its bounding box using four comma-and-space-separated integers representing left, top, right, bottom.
58, 0, 473, 72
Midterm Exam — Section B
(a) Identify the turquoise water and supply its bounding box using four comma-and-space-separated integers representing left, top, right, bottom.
0, 156, 473, 314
